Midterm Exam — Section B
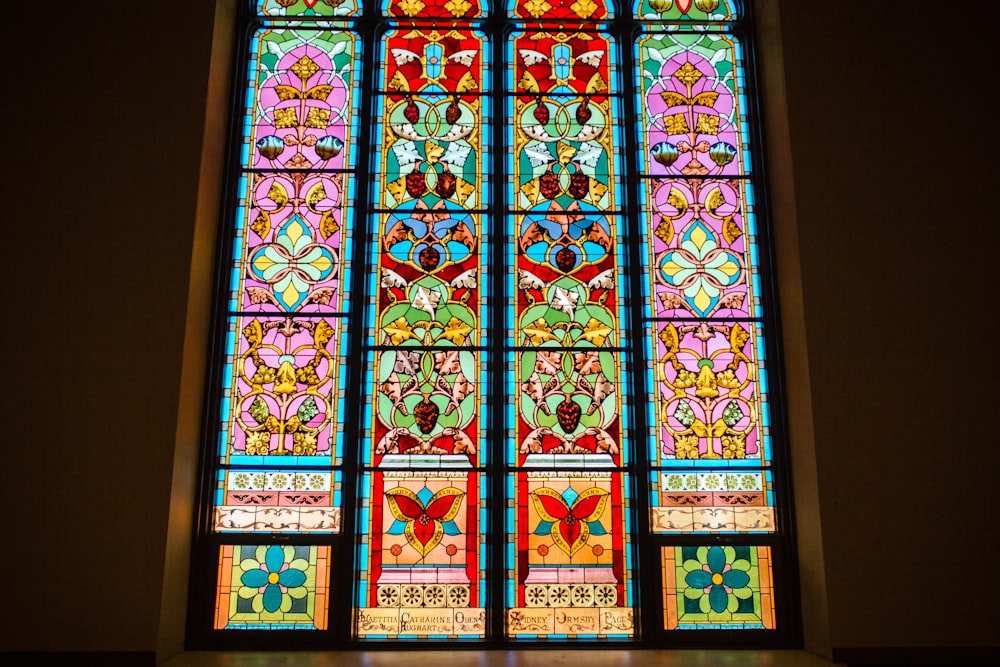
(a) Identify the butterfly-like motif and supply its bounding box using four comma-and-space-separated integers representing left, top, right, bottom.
530, 487, 609, 556
385, 486, 465, 557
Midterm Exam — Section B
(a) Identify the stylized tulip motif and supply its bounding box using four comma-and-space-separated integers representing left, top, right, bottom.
530, 487, 609, 557
695, 0, 720, 13
257, 135, 284, 160
315, 135, 343, 160
651, 141, 679, 168
709, 142, 737, 167
649, 0, 673, 12
385, 486, 465, 557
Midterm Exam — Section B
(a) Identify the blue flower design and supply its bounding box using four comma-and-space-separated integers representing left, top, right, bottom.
238, 545, 309, 613
683, 545, 752, 613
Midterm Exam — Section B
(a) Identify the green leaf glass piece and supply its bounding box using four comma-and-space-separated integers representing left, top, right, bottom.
297, 396, 319, 423
674, 400, 695, 427
249, 396, 270, 423
722, 400, 744, 427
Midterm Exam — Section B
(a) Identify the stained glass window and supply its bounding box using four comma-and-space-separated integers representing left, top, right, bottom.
190, 0, 795, 646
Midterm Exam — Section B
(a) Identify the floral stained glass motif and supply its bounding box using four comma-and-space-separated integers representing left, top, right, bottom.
511, 0, 610, 21
356, 472, 486, 637
355, 25, 490, 640
661, 545, 774, 630
507, 473, 634, 637
382, 0, 484, 19
506, 20, 634, 639
211, 26, 359, 542
215, 544, 330, 629
638, 20, 776, 542
634, 0, 737, 22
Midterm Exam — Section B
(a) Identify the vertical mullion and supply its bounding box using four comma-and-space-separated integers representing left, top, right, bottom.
489, 8, 508, 646
616, 10, 657, 641
340, 5, 380, 644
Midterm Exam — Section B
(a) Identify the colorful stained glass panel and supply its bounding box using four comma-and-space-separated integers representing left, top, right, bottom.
217, 315, 346, 467
507, 471, 633, 638
356, 471, 486, 638
637, 30, 749, 177
648, 319, 770, 467
215, 544, 330, 630
649, 468, 774, 533
242, 29, 360, 171
508, 31, 617, 98
640, 177, 760, 320
257, 0, 362, 17
378, 28, 488, 95
662, 545, 774, 630
364, 349, 484, 468
510, 0, 611, 21
382, 0, 484, 18
230, 171, 354, 314
214, 469, 343, 533
634, 0, 738, 22
512, 350, 626, 467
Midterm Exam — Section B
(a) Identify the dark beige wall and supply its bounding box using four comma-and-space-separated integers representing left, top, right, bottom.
1, 2, 219, 652
1, 0, 994, 655
777, 0, 997, 650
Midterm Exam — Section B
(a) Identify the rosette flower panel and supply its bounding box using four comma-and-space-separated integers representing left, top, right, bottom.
235, 172, 351, 314
662, 545, 774, 629
643, 178, 757, 319
215, 544, 329, 630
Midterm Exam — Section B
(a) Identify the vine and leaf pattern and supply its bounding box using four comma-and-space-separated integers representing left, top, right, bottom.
657, 321, 758, 460
374, 349, 478, 464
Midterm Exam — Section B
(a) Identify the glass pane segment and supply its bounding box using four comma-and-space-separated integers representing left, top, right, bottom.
363, 349, 485, 468
366, 212, 485, 348
214, 469, 343, 533
507, 31, 619, 98
637, 30, 750, 176
378, 28, 489, 94
382, 0, 484, 18
230, 171, 355, 314
512, 350, 628, 467
217, 315, 346, 467
647, 319, 771, 468
512, 212, 628, 348
373, 94, 491, 210
510, 0, 612, 21
215, 544, 331, 629
640, 177, 761, 320
242, 28, 361, 171
257, 0, 362, 17
634, 0, 738, 22
661, 545, 774, 630
649, 468, 774, 533
356, 470, 486, 638
507, 471, 634, 638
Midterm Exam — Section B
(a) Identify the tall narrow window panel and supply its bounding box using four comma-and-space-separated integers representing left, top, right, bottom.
188, 0, 797, 647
